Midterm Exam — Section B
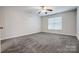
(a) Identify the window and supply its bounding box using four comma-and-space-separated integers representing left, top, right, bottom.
48, 17, 62, 30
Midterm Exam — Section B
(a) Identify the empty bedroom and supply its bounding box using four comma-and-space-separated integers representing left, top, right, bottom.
0, 6, 79, 53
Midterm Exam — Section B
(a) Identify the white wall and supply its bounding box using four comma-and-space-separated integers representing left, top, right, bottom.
0, 7, 4, 40
41, 10, 77, 36
0, 11, 1, 40
0, 7, 4, 52
77, 7, 79, 40
1, 7, 41, 40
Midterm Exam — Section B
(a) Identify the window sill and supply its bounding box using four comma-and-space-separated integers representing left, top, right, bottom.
48, 29, 62, 31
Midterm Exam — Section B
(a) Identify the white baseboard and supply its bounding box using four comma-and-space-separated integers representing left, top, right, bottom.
43, 31, 76, 36
1, 32, 41, 40
76, 33, 79, 40
1, 32, 77, 40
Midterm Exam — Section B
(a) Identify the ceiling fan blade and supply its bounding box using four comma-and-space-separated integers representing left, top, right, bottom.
47, 9, 53, 11
45, 12, 47, 14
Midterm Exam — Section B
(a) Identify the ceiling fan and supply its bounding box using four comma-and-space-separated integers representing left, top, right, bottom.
38, 6, 53, 14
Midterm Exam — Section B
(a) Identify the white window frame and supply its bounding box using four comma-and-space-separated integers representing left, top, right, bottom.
48, 17, 62, 30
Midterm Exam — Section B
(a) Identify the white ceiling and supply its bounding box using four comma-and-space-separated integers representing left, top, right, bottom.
38, 6, 77, 16
5, 6, 77, 16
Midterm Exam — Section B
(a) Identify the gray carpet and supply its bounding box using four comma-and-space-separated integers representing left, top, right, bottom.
1, 32, 79, 53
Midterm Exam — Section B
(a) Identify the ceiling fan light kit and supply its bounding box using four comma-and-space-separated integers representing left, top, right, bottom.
38, 6, 53, 15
